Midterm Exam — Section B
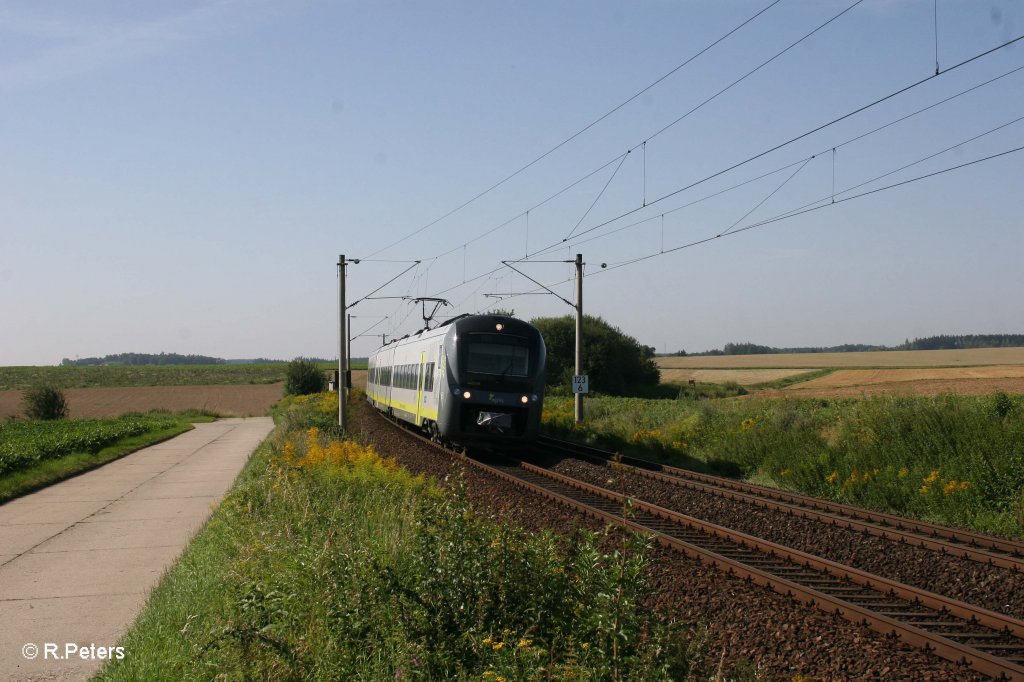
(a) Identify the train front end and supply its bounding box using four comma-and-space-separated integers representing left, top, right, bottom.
437, 315, 546, 447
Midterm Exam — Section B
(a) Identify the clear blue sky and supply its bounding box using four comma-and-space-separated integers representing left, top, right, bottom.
2, 0, 1022, 365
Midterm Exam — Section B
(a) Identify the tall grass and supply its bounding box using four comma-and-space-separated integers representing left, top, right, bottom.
98, 393, 691, 681
543, 393, 1024, 537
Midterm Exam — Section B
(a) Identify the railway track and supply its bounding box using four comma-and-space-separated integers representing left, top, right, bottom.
534, 435, 1024, 573
374, 413, 1024, 680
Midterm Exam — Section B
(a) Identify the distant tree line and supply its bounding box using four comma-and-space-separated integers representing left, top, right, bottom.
62, 353, 227, 366
60, 353, 340, 366
897, 334, 1024, 351
681, 334, 1024, 356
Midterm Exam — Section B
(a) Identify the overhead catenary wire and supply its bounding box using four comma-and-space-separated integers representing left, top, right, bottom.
419, 0, 868, 268
348, 260, 421, 309
600, 143, 1024, 274
531, 63, 1024, 258
565, 151, 631, 240
517, 34, 1024, 264
718, 156, 812, 237
426, 20, 1024, 286
362, 0, 784, 259
473, 141, 1024, 316
423, 53, 1024, 314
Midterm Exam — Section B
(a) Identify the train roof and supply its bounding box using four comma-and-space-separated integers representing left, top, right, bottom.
369, 314, 536, 355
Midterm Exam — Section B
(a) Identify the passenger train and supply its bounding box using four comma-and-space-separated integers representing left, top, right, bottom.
366, 314, 547, 447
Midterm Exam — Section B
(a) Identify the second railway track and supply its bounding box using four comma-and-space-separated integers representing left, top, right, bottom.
371, 411, 1024, 680
534, 435, 1024, 573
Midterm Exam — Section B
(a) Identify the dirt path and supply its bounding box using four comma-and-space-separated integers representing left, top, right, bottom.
0, 418, 273, 681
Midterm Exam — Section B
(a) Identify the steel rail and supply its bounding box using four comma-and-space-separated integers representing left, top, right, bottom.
499, 458, 1024, 681
538, 435, 1024, 567
371, 413, 1024, 679
531, 437, 1023, 573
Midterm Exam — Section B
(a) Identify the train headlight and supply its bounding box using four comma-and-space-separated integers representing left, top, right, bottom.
495, 323, 503, 331
520, 395, 528, 404
463, 391, 472, 399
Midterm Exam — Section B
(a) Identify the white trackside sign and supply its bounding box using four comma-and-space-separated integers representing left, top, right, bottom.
572, 375, 589, 394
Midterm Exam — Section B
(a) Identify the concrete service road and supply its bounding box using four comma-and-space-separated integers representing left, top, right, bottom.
0, 417, 274, 681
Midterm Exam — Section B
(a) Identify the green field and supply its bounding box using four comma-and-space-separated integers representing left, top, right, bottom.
0, 361, 367, 391
544, 392, 1024, 538
0, 411, 214, 502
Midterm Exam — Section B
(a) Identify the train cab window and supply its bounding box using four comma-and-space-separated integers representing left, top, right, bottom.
464, 334, 530, 376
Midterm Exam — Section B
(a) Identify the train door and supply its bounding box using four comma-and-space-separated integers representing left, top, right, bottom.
415, 350, 425, 425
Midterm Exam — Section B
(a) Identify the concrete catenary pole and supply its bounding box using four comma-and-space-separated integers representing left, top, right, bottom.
338, 255, 347, 430
575, 253, 583, 424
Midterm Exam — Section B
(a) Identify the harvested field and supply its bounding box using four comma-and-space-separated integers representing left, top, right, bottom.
0, 383, 283, 420
788, 366, 1024, 389
657, 347, 1024, 369
658, 367, 813, 385
765, 377, 1024, 399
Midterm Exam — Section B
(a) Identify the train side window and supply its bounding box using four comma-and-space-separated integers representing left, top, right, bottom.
424, 362, 435, 392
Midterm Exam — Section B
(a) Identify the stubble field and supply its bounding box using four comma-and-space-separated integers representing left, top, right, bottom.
656, 347, 1024, 397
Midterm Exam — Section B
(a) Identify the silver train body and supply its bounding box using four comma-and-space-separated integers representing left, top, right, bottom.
366, 315, 547, 446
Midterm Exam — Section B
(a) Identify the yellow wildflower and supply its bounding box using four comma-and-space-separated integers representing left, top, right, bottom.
826, 471, 839, 484
959, 481, 970, 491
491, 641, 505, 651
919, 485, 930, 495
924, 470, 940, 484
482, 636, 492, 645
944, 479, 959, 496
898, 467, 909, 478
517, 638, 532, 648
581, 642, 590, 650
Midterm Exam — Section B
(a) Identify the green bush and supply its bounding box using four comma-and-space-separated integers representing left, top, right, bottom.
283, 358, 326, 396
532, 314, 660, 395
21, 385, 69, 420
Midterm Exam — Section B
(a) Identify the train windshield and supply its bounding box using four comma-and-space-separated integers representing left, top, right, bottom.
464, 333, 530, 376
